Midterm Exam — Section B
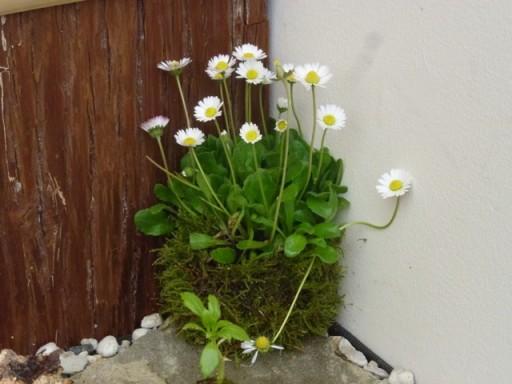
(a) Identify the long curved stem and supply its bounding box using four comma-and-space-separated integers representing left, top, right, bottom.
146, 155, 201, 191
272, 256, 316, 343
175, 75, 191, 128
222, 79, 236, 140
258, 85, 268, 134
214, 120, 237, 186
191, 148, 230, 215
219, 82, 234, 140
301, 86, 318, 197
271, 129, 289, 240
289, 83, 303, 136
314, 129, 328, 185
252, 145, 268, 212
339, 197, 401, 232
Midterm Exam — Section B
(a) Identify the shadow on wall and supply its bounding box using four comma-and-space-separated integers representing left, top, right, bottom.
343, 32, 383, 88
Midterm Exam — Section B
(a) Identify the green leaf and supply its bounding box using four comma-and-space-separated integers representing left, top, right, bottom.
236, 239, 268, 250
243, 169, 278, 205
217, 322, 250, 341
207, 295, 221, 323
281, 183, 299, 202
182, 322, 205, 334
227, 186, 247, 212
314, 245, 340, 264
306, 187, 338, 220
313, 222, 341, 239
189, 233, 229, 250
211, 247, 236, 264
284, 233, 307, 257
181, 292, 206, 317
154, 184, 176, 204
200, 341, 220, 378
134, 204, 174, 236
308, 238, 327, 247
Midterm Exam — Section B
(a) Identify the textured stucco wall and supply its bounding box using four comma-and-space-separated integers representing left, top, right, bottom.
269, 1, 512, 383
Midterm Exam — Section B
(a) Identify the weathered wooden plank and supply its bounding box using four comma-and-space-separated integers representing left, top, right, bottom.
0, 1, 84, 17
0, 0, 268, 354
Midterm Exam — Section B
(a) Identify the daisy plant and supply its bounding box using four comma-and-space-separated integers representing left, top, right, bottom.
135, 43, 413, 369
181, 292, 249, 383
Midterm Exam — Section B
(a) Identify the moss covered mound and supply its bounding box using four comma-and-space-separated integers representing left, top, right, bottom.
155, 218, 343, 352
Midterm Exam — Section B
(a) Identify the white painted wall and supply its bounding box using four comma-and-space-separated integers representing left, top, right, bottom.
269, 1, 512, 383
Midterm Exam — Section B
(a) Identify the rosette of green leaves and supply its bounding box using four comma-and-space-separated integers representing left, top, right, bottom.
135, 128, 349, 265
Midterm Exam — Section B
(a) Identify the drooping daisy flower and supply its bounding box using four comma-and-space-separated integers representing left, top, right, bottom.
240, 122, 262, 144
317, 105, 346, 130
206, 54, 236, 80
261, 68, 277, 85
140, 115, 170, 138
274, 119, 288, 133
277, 97, 288, 110
282, 63, 296, 83
295, 63, 332, 90
174, 127, 205, 147
157, 57, 192, 75
194, 96, 223, 122
241, 336, 284, 365
376, 169, 412, 199
236, 60, 266, 84
232, 43, 267, 61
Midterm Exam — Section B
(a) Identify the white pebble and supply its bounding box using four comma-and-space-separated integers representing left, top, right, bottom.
338, 337, 368, 367
389, 368, 415, 384
96, 335, 119, 358
132, 328, 149, 341
36, 342, 60, 356
364, 360, 389, 378
59, 351, 88, 374
80, 338, 98, 350
141, 313, 162, 329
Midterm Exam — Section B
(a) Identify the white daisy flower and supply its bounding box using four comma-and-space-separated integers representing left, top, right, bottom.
240, 122, 262, 144
236, 60, 266, 84
274, 119, 288, 133
194, 96, 223, 122
220, 130, 228, 136
295, 63, 332, 90
282, 63, 296, 83
277, 97, 288, 110
317, 105, 346, 130
206, 54, 236, 80
241, 336, 284, 366
157, 57, 192, 75
261, 68, 277, 85
376, 169, 412, 199
140, 115, 170, 138
174, 127, 205, 148
232, 43, 267, 61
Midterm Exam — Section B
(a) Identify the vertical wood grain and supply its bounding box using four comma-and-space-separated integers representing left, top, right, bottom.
0, 0, 267, 354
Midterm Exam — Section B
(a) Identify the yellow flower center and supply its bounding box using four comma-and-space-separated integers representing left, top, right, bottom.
205, 107, 218, 118
389, 179, 403, 191
244, 130, 258, 142
322, 114, 336, 126
183, 137, 197, 146
305, 70, 320, 85
246, 69, 259, 80
213, 73, 223, 80
215, 61, 228, 71
276, 120, 288, 132
255, 336, 270, 352
243, 52, 255, 59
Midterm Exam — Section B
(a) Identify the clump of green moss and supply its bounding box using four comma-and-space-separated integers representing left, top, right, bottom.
155, 216, 343, 352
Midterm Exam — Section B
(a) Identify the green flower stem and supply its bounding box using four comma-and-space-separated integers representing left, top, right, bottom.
191, 148, 230, 215
245, 83, 253, 122
289, 83, 303, 136
175, 75, 192, 128
219, 82, 235, 140
155, 138, 195, 216
258, 84, 268, 134
339, 197, 401, 232
301, 85, 318, 197
214, 119, 237, 186
272, 256, 316, 344
222, 79, 236, 140
271, 129, 289, 240
314, 129, 328, 185
145, 155, 201, 191
252, 145, 269, 212
216, 353, 225, 384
